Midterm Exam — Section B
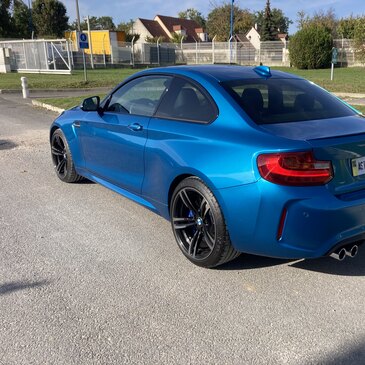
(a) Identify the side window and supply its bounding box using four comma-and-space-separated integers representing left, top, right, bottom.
106, 76, 172, 117
156, 77, 217, 123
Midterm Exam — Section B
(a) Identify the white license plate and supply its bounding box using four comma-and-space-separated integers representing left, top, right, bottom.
351, 156, 365, 176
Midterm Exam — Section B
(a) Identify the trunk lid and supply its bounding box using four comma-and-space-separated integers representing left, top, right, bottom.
261, 114, 365, 196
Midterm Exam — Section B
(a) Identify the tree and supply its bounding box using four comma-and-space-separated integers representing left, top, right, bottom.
32, 0, 68, 37
94, 16, 115, 30
289, 24, 333, 69
296, 8, 337, 37
0, 0, 14, 38
178, 8, 206, 28
206, 3, 254, 41
337, 16, 359, 39
260, 0, 276, 41
70, 16, 115, 31
13, 0, 31, 38
255, 7, 291, 36
145, 35, 166, 43
354, 17, 365, 64
170, 32, 185, 43
117, 19, 140, 42
296, 10, 307, 30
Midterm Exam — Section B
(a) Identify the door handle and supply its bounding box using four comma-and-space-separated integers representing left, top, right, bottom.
128, 123, 143, 132
73, 121, 81, 128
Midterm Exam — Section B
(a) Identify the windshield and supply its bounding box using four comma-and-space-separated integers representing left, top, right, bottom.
221, 78, 357, 124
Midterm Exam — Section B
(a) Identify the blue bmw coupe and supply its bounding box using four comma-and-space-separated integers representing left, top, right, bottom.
50, 65, 364, 267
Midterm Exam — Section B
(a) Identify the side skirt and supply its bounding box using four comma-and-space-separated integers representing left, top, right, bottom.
79, 169, 160, 215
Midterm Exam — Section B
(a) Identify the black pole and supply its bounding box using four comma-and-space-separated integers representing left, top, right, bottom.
28, 0, 33, 38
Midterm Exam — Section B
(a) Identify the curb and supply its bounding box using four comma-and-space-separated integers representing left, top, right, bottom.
335, 92, 365, 99
0, 89, 22, 94
32, 100, 64, 114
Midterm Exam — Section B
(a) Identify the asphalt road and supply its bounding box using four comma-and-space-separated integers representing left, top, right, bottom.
0, 94, 365, 365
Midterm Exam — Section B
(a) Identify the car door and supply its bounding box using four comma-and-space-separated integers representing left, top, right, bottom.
77, 75, 172, 194
143, 76, 219, 205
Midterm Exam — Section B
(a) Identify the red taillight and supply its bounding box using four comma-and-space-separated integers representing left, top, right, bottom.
257, 151, 333, 186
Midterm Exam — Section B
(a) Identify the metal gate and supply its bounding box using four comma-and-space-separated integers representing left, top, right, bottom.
0, 39, 72, 74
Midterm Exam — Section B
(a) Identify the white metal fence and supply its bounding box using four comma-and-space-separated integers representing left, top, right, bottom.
1, 38, 362, 73
333, 39, 361, 67
0, 39, 72, 74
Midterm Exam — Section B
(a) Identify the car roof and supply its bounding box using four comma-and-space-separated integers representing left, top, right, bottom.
139, 65, 304, 82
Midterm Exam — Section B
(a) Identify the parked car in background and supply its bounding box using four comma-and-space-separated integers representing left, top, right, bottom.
50, 65, 364, 267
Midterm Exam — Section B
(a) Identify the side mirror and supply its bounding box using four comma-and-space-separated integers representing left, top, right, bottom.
82, 96, 100, 112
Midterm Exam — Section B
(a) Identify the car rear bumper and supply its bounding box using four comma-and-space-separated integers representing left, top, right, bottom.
216, 180, 365, 259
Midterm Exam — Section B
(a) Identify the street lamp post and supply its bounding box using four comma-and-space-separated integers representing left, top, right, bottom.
27, 0, 34, 39
75, 0, 87, 81
230, 0, 234, 39
75, 0, 81, 31
229, 0, 234, 64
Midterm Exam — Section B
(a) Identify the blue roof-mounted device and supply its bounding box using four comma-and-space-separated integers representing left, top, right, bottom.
253, 65, 272, 78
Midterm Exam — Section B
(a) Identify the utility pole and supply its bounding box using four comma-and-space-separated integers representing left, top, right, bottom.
75, 0, 87, 82
27, 0, 33, 39
230, 0, 234, 39
229, 0, 234, 64
86, 16, 94, 69
75, 0, 81, 30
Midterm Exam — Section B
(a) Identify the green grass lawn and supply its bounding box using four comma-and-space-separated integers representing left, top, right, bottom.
38, 94, 106, 110
0, 69, 138, 90
1, 66, 364, 93
353, 104, 365, 114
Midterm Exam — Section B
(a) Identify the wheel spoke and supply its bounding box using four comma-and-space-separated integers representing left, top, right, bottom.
56, 159, 66, 173
173, 217, 196, 230
55, 135, 62, 148
203, 227, 215, 250
179, 189, 197, 213
189, 230, 203, 258
200, 198, 210, 219
51, 146, 63, 156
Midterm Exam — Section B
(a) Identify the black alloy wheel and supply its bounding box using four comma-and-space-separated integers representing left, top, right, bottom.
171, 177, 240, 268
51, 129, 83, 183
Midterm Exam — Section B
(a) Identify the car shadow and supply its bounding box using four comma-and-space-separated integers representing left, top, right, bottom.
289, 248, 365, 276
0, 280, 49, 296
218, 247, 365, 276
217, 254, 295, 271
77, 179, 95, 184
0, 139, 17, 150
318, 337, 365, 365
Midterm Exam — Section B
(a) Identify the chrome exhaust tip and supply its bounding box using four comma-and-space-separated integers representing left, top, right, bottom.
345, 245, 358, 258
330, 248, 346, 261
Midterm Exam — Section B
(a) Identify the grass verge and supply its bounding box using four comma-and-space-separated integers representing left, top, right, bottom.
273, 67, 365, 94
38, 95, 106, 110
353, 104, 365, 114
0, 69, 137, 90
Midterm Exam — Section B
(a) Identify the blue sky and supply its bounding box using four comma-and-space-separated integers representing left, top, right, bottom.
62, 0, 365, 34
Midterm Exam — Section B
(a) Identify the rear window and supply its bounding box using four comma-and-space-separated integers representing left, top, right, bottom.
221, 78, 357, 124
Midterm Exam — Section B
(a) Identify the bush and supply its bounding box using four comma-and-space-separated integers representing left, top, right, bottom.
289, 25, 333, 69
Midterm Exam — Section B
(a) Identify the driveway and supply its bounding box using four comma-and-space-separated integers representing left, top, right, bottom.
0, 94, 364, 365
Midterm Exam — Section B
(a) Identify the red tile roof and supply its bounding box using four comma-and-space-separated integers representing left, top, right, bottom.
155, 15, 203, 42
139, 18, 169, 41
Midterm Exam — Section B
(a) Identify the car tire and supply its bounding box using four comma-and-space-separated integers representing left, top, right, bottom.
51, 129, 83, 183
170, 177, 240, 268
